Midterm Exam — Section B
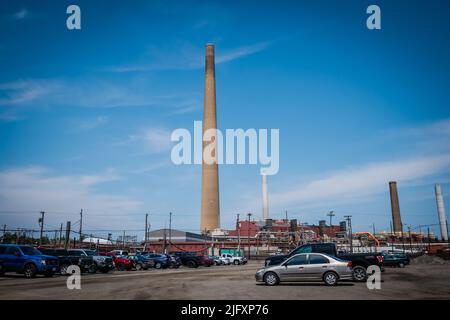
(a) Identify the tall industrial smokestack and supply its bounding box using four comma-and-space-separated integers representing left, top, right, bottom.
435, 184, 448, 241
389, 181, 403, 234
200, 44, 220, 233
262, 173, 269, 221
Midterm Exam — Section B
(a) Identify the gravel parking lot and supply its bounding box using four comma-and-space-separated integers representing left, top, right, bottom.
1, 260, 450, 300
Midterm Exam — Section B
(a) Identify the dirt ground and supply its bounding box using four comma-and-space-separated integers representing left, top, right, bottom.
1, 260, 450, 300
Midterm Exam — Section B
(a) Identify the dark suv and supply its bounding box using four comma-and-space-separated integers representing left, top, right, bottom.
39, 248, 96, 274
0, 244, 59, 278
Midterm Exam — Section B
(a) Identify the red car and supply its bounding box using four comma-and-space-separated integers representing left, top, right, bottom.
98, 251, 135, 271
200, 255, 214, 267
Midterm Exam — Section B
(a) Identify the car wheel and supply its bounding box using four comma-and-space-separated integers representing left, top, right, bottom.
135, 263, 143, 271
23, 263, 37, 278
116, 263, 125, 271
352, 266, 367, 282
263, 272, 279, 286
89, 264, 97, 273
398, 262, 405, 268
100, 268, 110, 273
0, 264, 4, 276
155, 262, 162, 269
187, 260, 197, 268
60, 264, 69, 275
323, 272, 338, 286
233, 260, 239, 265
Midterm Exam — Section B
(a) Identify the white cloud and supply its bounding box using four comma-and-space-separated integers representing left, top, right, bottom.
12, 9, 29, 20
270, 154, 450, 208
0, 167, 142, 229
109, 41, 271, 73
120, 127, 172, 154
0, 78, 199, 120
78, 116, 109, 130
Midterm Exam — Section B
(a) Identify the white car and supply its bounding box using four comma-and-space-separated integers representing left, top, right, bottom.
220, 253, 247, 265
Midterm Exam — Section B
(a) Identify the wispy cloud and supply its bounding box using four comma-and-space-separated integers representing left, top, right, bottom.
78, 116, 109, 130
12, 9, 29, 20
119, 127, 172, 154
270, 154, 450, 209
0, 167, 141, 229
109, 41, 271, 73
0, 79, 61, 105
0, 78, 199, 120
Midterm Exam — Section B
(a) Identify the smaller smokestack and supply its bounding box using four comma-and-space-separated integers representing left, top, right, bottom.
389, 181, 403, 233
262, 173, 269, 221
435, 184, 449, 241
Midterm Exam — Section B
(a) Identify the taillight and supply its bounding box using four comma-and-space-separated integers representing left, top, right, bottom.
347, 261, 352, 268
377, 256, 383, 264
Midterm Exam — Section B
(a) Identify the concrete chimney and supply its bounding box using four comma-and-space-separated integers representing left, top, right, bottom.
262, 173, 269, 221
389, 181, 403, 233
200, 44, 220, 233
435, 184, 448, 241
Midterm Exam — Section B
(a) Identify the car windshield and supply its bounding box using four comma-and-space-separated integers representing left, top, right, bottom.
84, 250, 96, 256
20, 246, 42, 256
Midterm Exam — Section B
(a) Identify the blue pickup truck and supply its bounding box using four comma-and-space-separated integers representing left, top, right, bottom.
0, 244, 59, 278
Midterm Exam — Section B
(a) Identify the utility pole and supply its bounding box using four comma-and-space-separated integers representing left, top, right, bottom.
327, 210, 335, 227
401, 225, 406, 254
39, 211, 45, 245
122, 230, 126, 249
145, 213, 148, 244
427, 227, 431, 252
2, 224, 6, 243
59, 223, 63, 247
372, 223, 376, 235
64, 221, 71, 249
344, 215, 352, 253
79, 209, 83, 242
169, 212, 172, 253
247, 213, 252, 260
408, 225, 413, 252
390, 221, 394, 252
53, 229, 57, 248
236, 214, 241, 253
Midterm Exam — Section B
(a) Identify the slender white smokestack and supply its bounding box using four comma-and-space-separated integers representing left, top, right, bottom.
262, 173, 269, 221
435, 184, 448, 241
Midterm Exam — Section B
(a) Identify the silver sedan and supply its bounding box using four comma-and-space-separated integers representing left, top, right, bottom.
255, 253, 353, 286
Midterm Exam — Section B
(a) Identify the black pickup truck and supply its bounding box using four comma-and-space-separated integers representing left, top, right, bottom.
170, 251, 203, 268
39, 248, 96, 274
265, 243, 383, 282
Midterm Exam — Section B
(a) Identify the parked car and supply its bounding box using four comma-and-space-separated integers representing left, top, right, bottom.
221, 253, 247, 265
210, 255, 229, 265
126, 255, 154, 270
39, 248, 95, 274
168, 255, 182, 268
69, 249, 114, 273
110, 250, 129, 256
200, 255, 214, 267
98, 251, 134, 271
142, 253, 170, 269
0, 244, 59, 278
170, 252, 203, 268
256, 253, 353, 286
264, 243, 383, 282
382, 252, 409, 268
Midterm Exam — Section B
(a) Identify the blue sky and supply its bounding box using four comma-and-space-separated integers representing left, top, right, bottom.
0, 0, 449, 240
